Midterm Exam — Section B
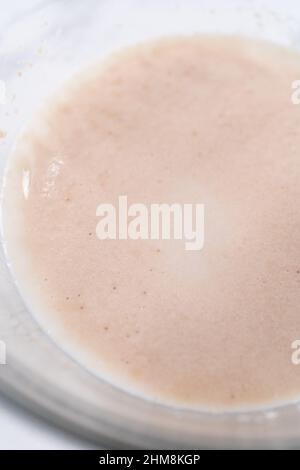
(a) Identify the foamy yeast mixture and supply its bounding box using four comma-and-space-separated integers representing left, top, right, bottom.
3, 36, 300, 410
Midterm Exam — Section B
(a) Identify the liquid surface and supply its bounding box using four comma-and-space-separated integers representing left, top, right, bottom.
3, 36, 300, 410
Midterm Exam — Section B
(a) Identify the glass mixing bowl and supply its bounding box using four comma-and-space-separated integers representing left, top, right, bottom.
1, 0, 300, 449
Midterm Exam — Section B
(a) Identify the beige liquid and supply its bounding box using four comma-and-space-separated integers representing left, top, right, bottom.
3, 36, 300, 410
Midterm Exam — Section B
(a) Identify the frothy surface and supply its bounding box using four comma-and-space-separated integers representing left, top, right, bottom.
3, 36, 300, 410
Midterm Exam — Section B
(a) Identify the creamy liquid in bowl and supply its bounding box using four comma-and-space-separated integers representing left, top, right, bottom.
3, 36, 300, 410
